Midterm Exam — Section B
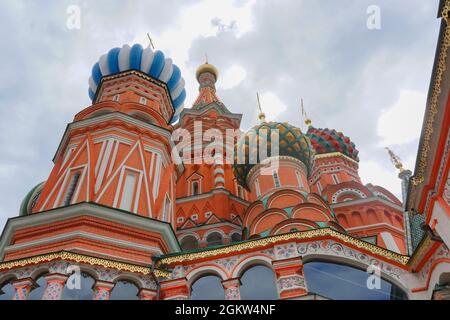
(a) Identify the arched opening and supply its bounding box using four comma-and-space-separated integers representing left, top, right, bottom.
0, 279, 15, 300
367, 209, 379, 224
180, 235, 199, 250
384, 211, 394, 225
337, 214, 349, 228
28, 273, 49, 300
191, 275, 224, 300
192, 181, 200, 196
240, 266, 278, 300
231, 233, 242, 243
129, 111, 156, 125
62, 272, 95, 300
303, 261, 408, 300
351, 211, 364, 226
206, 232, 223, 247
87, 109, 114, 119
110, 280, 139, 300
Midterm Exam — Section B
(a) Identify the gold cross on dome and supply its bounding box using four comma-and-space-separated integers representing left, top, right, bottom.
301, 98, 312, 127
256, 92, 266, 122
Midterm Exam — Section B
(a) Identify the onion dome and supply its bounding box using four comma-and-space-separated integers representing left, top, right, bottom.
306, 127, 359, 161
233, 122, 315, 189
88, 44, 186, 123
196, 62, 219, 82
19, 181, 45, 216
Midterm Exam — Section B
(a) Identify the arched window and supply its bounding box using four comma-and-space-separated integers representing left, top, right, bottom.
206, 232, 223, 247
110, 280, 139, 300
28, 273, 49, 300
303, 262, 408, 300
180, 235, 199, 250
0, 279, 15, 300
240, 266, 278, 300
231, 233, 242, 243
62, 272, 95, 300
191, 276, 224, 300
62, 171, 81, 206
192, 181, 200, 196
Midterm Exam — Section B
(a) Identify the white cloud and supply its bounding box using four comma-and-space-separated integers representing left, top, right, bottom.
220, 65, 247, 89
258, 92, 287, 120
377, 90, 426, 146
359, 159, 402, 200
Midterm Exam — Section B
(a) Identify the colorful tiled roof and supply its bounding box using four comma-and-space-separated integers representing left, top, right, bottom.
233, 122, 315, 189
307, 127, 359, 161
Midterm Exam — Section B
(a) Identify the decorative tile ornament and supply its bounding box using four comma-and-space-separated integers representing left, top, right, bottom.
277, 275, 306, 291
42, 278, 65, 300
225, 286, 240, 300
275, 243, 298, 260
409, 0, 450, 189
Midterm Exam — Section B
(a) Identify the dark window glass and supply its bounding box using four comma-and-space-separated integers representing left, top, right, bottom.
0, 280, 15, 300
207, 233, 223, 246
181, 236, 199, 250
110, 281, 139, 300
231, 233, 242, 243
192, 181, 199, 195
191, 276, 224, 300
63, 172, 81, 206
28, 275, 48, 300
303, 262, 408, 300
62, 272, 95, 300
240, 266, 278, 300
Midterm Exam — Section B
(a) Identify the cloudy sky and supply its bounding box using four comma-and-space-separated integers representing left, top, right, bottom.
0, 0, 441, 229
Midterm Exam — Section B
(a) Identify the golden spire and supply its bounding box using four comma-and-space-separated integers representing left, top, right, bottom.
257, 92, 266, 122
301, 98, 312, 127
147, 33, 155, 49
386, 147, 404, 172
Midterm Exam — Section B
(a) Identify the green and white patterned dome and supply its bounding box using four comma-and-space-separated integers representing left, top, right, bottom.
233, 122, 315, 189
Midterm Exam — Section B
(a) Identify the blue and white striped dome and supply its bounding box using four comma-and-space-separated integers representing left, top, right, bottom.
89, 44, 186, 123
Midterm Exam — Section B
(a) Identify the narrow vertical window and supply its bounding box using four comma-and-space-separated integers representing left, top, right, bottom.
153, 154, 161, 200
120, 173, 136, 211
317, 181, 323, 194
113, 94, 120, 102
332, 174, 340, 184
192, 181, 199, 196
139, 96, 147, 105
296, 171, 304, 188
273, 171, 281, 188
255, 178, 261, 197
62, 172, 81, 206
162, 195, 171, 222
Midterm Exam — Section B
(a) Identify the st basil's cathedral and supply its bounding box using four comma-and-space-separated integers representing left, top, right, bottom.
0, 0, 450, 301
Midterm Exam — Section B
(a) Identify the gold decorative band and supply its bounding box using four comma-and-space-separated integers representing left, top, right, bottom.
0, 251, 152, 275
157, 228, 410, 266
